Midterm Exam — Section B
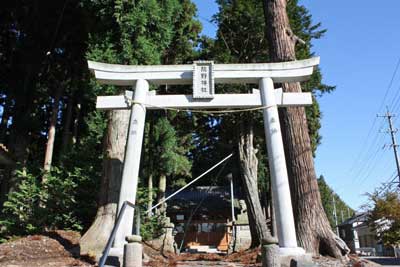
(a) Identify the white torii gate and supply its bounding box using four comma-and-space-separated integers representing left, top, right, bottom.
89, 57, 320, 255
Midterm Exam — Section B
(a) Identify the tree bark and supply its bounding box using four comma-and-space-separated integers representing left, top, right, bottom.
147, 117, 155, 217
147, 173, 153, 217
43, 87, 63, 173
263, 0, 348, 257
61, 96, 74, 154
157, 174, 167, 216
80, 109, 130, 256
238, 118, 276, 246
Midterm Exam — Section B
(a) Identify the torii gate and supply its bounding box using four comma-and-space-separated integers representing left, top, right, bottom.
89, 57, 320, 255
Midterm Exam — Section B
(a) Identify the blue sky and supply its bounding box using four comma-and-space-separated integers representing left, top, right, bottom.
192, 0, 400, 210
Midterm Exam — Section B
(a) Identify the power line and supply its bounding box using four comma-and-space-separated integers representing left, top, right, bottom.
347, 117, 378, 174
377, 56, 400, 112
389, 83, 400, 112
358, 108, 400, 190
391, 84, 400, 114
351, 127, 387, 186
348, 118, 387, 186
375, 171, 398, 196
378, 107, 400, 186
347, 56, 400, 183
356, 146, 387, 187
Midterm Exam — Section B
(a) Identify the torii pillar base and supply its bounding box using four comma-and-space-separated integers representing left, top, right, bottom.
279, 247, 306, 256
279, 250, 312, 267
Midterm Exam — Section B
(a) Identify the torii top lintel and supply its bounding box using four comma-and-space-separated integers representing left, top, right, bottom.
87, 57, 320, 86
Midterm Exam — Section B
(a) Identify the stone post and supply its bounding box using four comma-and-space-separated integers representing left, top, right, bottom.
124, 235, 143, 267
262, 244, 280, 267
114, 79, 149, 248
259, 77, 303, 254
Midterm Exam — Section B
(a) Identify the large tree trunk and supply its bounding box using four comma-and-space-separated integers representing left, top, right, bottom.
245, 196, 261, 248
147, 173, 153, 217
238, 118, 275, 246
61, 96, 74, 154
263, 0, 348, 257
80, 109, 129, 256
147, 118, 155, 217
43, 87, 63, 173
156, 174, 167, 216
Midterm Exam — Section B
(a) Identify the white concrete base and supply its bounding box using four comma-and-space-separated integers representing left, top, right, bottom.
279, 247, 306, 256
124, 242, 142, 267
279, 249, 313, 267
108, 247, 124, 257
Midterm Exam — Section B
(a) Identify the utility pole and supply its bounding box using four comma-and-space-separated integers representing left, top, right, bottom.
379, 107, 400, 187
347, 207, 351, 218
332, 194, 339, 235
341, 210, 344, 223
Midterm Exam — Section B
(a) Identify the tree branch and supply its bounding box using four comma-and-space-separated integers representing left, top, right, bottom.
286, 28, 306, 46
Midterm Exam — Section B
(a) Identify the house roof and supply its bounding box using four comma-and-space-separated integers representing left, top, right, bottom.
338, 212, 369, 227
166, 186, 244, 219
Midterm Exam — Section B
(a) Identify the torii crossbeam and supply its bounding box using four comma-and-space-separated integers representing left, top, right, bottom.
89, 57, 320, 256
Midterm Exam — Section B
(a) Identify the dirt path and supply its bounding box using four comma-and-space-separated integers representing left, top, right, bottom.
1, 233, 360, 267
0, 231, 95, 267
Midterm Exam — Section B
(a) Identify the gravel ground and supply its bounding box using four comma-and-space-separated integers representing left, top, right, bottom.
0, 233, 378, 267
0, 231, 95, 267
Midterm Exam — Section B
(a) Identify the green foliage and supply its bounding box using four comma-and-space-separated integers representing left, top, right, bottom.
140, 214, 166, 241
153, 117, 192, 177
318, 175, 354, 228
368, 191, 400, 247
213, 0, 267, 63
0, 166, 97, 240
1, 169, 42, 236
135, 187, 165, 240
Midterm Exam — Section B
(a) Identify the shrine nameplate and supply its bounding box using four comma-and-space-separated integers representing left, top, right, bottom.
193, 61, 214, 99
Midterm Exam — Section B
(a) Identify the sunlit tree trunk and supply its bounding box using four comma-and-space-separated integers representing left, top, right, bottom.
157, 174, 167, 215
43, 87, 63, 174
80, 109, 129, 256
263, 0, 348, 257
238, 118, 275, 247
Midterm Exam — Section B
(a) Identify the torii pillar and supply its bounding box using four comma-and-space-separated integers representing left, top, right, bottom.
113, 79, 148, 248
260, 77, 303, 255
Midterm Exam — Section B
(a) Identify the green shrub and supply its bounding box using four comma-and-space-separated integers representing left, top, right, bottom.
140, 214, 165, 241
1, 169, 43, 236
0, 166, 97, 241
136, 187, 165, 241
